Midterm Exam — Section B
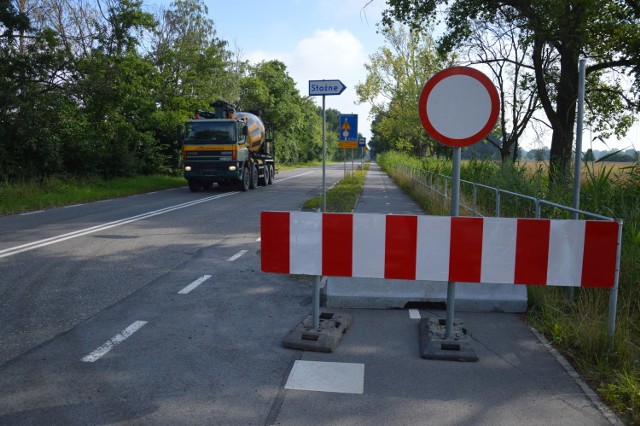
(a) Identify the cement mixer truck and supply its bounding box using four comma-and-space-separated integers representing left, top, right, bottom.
177, 100, 275, 192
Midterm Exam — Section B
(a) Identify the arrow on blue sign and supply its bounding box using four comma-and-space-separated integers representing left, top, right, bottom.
339, 114, 358, 141
309, 79, 346, 96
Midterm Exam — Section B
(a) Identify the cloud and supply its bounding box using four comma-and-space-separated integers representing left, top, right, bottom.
246, 28, 374, 139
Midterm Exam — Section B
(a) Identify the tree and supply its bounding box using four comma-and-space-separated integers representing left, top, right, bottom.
463, 12, 549, 162
356, 24, 452, 157
151, 0, 232, 113
240, 60, 322, 164
384, 0, 640, 184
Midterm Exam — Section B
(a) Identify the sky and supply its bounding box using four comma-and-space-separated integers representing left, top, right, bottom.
187, 0, 386, 144
147, 0, 638, 152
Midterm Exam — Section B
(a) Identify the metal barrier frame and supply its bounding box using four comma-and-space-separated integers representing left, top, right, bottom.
397, 163, 624, 345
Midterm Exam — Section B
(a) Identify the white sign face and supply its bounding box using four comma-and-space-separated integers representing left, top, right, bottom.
418, 67, 499, 147
309, 79, 346, 96
427, 75, 493, 139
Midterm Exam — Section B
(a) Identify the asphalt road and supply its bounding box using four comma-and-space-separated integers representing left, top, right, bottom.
0, 165, 344, 425
0, 163, 621, 425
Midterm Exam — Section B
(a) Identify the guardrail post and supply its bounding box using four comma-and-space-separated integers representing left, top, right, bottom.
608, 219, 624, 347
495, 189, 501, 217
472, 184, 478, 216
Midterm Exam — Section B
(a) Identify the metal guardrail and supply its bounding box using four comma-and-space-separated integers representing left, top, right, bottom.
398, 163, 614, 221
396, 163, 623, 345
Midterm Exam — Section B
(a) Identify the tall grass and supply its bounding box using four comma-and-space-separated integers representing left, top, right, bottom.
0, 175, 186, 215
377, 151, 640, 425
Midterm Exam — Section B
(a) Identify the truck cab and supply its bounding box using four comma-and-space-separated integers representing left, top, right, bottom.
178, 100, 275, 192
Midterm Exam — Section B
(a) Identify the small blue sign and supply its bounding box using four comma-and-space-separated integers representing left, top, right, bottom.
339, 114, 358, 141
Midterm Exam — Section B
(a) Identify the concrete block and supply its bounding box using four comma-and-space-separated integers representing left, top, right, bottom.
325, 277, 527, 313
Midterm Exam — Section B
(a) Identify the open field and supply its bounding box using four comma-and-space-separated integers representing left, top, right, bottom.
517, 159, 637, 182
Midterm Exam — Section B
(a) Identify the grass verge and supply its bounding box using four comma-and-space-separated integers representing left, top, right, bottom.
302, 163, 369, 212
0, 175, 186, 216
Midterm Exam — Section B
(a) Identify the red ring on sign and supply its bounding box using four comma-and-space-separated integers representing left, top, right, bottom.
418, 67, 500, 147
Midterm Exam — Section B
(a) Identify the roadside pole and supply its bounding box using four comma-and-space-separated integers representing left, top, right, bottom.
417, 66, 499, 361
281, 79, 350, 352
445, 147, 461, 338
568, 58, 587, 300
314, 94, 326, 330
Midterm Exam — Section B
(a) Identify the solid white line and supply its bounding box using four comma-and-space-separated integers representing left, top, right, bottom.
275, 170, 315, 183
227, 250, 248, 261
178, 275, 211, 295
409, 309, 421, 320
19, 210, 44, 216
1, 192, 237, 259
81, 320, 148, 363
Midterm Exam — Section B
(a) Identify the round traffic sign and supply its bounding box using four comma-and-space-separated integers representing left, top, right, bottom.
418, 67, 499, 147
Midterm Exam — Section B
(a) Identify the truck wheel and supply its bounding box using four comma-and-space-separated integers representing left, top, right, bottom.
239, 166, 250, 192
259, 164, 269, 186
188, 180, 202, 192
249, 163, 258, 189
267, 165, 274, 185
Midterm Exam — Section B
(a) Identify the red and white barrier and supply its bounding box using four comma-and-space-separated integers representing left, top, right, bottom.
261, 212, 619, 288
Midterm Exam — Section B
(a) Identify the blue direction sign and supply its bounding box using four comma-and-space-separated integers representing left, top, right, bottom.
309, 79, 346, 96
339, 114, 358, 141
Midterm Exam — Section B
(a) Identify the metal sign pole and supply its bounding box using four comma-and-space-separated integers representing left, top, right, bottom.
445, 147, 461, 338
313, 95, 327, 331
322, 95, 327, 214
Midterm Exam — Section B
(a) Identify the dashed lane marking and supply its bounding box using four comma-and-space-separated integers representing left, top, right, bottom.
178, 275, 212, 295
227, 250, 248, 262
81, 321, 148, 363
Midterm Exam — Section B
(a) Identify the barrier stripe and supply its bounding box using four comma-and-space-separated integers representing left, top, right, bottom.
514, 219, 550, 285
481, 218, 517, 284
354, 214, 385, 278
450, 217, 483, 283
323, 213, 353, 277
385, 215, 417, 280
547, 220, 585, 287
582, 221, 619, 288
260, 212, 619, 288
261, 211, 289, 274
416, 216, 450, 281
291, 212, 321, 275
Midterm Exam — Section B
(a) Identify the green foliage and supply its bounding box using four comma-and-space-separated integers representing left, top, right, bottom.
356, 24, 452, 157
240, 60, 322, 164
0, 175, 185, 215
0, 0, 336, 184
384, 0, 640, 184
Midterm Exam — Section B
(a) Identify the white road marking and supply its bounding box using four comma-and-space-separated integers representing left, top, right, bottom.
256, 237, 261, 242
274, 170, 314, 183
81, 321, 148, 363
285, 361, 365, 394
1, 192, 237, 259
227, 250, 248, 261
409, 309, 421, 320
64, 204, 83, 208
19, 210, 44, 216
178, 275, 211, 294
